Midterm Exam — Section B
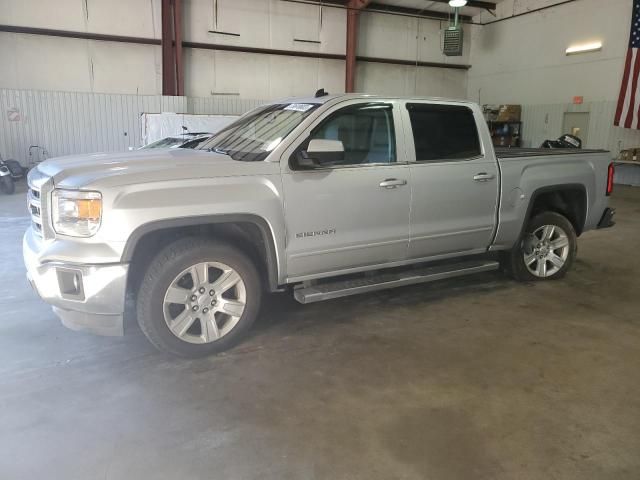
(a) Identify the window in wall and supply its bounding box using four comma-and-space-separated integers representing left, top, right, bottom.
407, 103, 481, 162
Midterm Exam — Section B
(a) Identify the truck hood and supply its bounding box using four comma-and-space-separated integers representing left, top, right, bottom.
36, 149, 278, 189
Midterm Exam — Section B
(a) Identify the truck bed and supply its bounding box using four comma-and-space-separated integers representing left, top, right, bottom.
495, 147, 608, 159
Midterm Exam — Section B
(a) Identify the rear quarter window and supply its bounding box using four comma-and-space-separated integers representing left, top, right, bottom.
406, 103, 481, 162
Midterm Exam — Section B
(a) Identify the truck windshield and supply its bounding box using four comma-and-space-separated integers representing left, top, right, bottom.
198, 103, 319, 161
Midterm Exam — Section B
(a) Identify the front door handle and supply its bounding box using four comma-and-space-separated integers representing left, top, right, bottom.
473, 173, 496, 182
379, 178, 408, 189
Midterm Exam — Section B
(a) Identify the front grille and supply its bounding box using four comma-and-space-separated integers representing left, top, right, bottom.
28, 186, 43, 238
27, 168, 51, 239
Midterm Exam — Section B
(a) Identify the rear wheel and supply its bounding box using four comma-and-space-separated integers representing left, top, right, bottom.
0, 175, 15, 195
136, 237, 262, 357
504, 211, 577, 281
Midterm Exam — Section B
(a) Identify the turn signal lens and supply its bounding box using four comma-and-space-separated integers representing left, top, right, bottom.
76, 198, 102, 220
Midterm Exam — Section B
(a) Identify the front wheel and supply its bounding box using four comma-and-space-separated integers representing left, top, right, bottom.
503, 211, 577, 281
136, 237, 262, 357
0, 175, 15, 195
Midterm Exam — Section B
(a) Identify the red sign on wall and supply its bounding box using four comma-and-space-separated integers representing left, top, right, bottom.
573, 96, 584, 104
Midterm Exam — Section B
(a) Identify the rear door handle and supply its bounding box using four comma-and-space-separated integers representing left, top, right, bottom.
379, 178, 407, 189
473, 173, 495, 182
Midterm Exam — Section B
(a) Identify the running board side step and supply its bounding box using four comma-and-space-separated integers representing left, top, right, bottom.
293, 260, 500, 304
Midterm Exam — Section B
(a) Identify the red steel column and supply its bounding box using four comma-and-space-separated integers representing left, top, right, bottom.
161, 0, 176, 95
174, 0, 184, 96
345, 0, 371, 93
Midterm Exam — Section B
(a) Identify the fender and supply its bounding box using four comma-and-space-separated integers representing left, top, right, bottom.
121, 214, 281, 292
515, 183, 587, 247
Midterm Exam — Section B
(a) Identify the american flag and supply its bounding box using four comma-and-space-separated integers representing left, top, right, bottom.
615, 0, 640, 129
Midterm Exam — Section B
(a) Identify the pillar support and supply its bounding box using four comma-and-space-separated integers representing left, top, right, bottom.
345, 0, 371, 93
161, 0, 184, 96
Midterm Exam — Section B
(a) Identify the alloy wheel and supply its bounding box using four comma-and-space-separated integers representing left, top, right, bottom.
162, 261, 246, 344
522, 224, 570, 278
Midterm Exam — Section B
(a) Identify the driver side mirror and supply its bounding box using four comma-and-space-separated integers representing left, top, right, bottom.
297, 139, 345, 168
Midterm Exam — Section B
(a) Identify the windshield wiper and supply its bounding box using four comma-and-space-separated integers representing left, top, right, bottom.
210, 147, 230, 155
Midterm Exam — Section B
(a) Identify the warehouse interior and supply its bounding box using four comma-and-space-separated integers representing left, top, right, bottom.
1, 0, 640, 479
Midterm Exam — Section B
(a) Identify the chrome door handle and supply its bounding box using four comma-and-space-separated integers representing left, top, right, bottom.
473, 173, 495, 182
379, 178, 407, 189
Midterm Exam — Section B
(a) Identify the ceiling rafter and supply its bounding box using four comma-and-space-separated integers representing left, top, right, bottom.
428, 0, 497, 9
283, 0, 473, 22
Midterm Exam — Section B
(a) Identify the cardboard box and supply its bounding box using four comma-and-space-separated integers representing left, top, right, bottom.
619, 148, 640, 163
495, 104, 521, 122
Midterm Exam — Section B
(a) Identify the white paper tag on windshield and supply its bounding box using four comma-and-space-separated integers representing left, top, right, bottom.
284, 103, 314, 112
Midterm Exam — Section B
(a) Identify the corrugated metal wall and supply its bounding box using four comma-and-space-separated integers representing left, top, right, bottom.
0, 89, 267, 166
521, 101, 640, 155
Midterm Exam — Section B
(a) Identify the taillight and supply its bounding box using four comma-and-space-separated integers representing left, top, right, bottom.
606, 163, 615, 196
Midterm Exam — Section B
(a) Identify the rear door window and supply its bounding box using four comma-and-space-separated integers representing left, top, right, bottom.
406, 103, 481, 162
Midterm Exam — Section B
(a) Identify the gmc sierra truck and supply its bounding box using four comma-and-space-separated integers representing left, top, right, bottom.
23, 93, 616, 357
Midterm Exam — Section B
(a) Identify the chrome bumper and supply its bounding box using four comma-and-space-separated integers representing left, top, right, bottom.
23, 230, 128, 336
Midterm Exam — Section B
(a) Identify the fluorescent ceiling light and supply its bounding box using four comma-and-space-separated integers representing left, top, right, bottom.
566, 42, 603, 55
449, 0, 468, 6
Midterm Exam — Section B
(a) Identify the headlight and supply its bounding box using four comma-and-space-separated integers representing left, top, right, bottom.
52, 190, 102, 237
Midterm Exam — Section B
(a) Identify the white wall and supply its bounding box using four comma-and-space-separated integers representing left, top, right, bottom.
0, 33, 162, 95
3, 0, 639, 155
0, 0, 163, 94
355, 12, 470, 97
0, 0, 468, 100
0, 0, 474, 164
468, 0, 640, 153
182, 0, 348, 98
468, 0, 629, 104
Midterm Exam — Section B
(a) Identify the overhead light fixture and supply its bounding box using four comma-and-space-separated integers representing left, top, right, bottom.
566, 42, 603, 55
449, 0, 468, 6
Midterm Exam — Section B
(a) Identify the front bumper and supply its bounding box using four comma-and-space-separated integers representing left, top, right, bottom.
23, 230, 128, 336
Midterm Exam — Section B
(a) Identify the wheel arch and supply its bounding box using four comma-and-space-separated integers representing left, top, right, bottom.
520, 183, 587, 239
122, 214, 281, 292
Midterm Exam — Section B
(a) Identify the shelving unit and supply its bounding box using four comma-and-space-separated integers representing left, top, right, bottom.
488, 120, 522, 148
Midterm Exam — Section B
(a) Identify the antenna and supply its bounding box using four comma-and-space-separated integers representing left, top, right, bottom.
315, 88, 328, 98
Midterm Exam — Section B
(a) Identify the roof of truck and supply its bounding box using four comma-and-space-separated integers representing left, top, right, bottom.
278, 93, 475, 105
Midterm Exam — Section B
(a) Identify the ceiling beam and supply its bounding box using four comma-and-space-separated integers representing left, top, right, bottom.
365, 2, 472, 21
281, 0, 473, 22
428, 0, 497, 10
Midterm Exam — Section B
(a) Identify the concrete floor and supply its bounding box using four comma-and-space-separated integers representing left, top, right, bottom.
1, 182, 639, 480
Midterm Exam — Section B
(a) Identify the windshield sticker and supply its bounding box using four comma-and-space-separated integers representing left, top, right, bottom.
284, 103, 315, 112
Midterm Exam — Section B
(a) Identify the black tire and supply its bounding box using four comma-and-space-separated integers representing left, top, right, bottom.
0, 176, 15, 195
4, 159, 25, 178
503, 211, 577, 282
136, 237, 262, 357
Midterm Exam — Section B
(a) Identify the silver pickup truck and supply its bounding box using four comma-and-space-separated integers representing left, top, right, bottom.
23, 93, 616, 357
